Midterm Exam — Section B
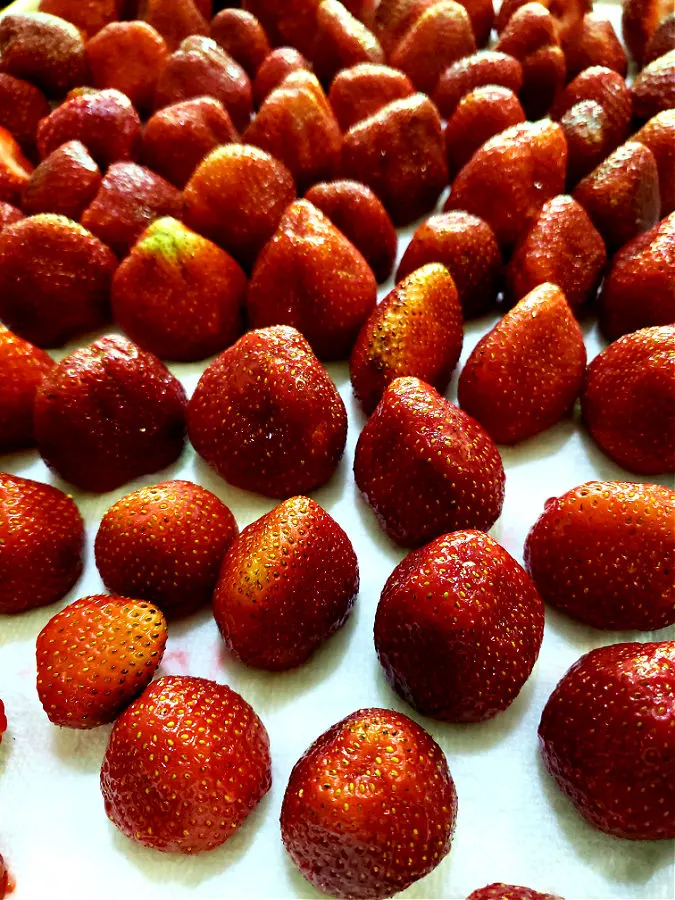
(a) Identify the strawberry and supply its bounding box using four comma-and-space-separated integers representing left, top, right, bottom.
560, 100, 621, 187
188, 325, 347, 497
341, 94, 448, 226
0, 214, 116, 348
328, 63, 414, 131
539, 641, 675, 839
631, 50, 675, 121
242, 0, 320, 57
0, 324, 54, 452
0, 473, 84, 615
214, 496, 358, 669
458, 283, 586, 445
506, 195, 607, 315
375, 530, 544, 722
446, 121, 566, 251
0, 201, 22, 232
211, 9, 271, 77
184, 144, 296, 269
247, 200, 377, 360
550, 66, 631, 150
0, 126, 33, 204
253, 47, 310, 106
643, 13, 675, 64
350, 263, 463, 414
496, 0, 591, 43
467, 886, 564, 900
621, 0, 672, 65
101, 675, 272, 852
141, 0, 209, 52
563, 13, 627, 77
281, 707, 457, 899
634, 111, 675, 216
38, 0, 118, 39
581, 325, 675, 474
304, 179, 398, 283
21, 140, 102, 220
0, 701, 6, 743
432, 50, 523, 119
343, 0, 378, 24
456, 0, 495, 46
0, 855, 10, 898
310, 0, 384, 86
35, 335, 187, 492
0, 73, 50, 152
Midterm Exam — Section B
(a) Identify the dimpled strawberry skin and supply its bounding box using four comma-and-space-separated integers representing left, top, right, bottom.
467, 884, 564, 900
0, 325, 55, 452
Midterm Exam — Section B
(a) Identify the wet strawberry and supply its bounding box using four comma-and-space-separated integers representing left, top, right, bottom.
643, 13, 675, 64
0, 73, 50, 152
445, 85, 525, 178
433, 50, 523, 118
539, 641, 675, 839
38, 0, 118, 39
0, 473, 84, 615
581, 325, 675, 474
247, 200, 377, 360
310, 0, 384, 86
242, 0, 320, 57
21, 140, 101, 220
95, 480, 238, 618
560, 100, 619, 187
634, 111, 675, 216
281, 707, 457, 899
101, 675, 271, 852
563, 13, 627, 77
551, 66, 631, 149
328, 63, 414, 131
188, 325, 347, 497
0, 126, 33, 204
253, 47, 311, 107
0, 324, 54, 452
496, 0, 590, 43
468, 886, 563, 900
211, 9, 270, 77
631, 50, 675, 121
621, 0, 672, 65
0, 214, 116, 348
141, 0, 209, 52
0, 201, 22, 232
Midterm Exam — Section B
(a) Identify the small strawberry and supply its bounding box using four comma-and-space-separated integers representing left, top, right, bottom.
281, 707, 457, 899
310, 0, 384, 86
496, 0, 591, 41
211, 9, 271, 77
141, 0, 209, 52
432, 50, 523, 119
467, 886, 564, 900
21, 140, 101, 220
0, 73, 50, 152
188, 325, 347, 497
634, 110, 675, 216
328, 63, 414, 132
550, 66, 631, 152
581, 325, 675, 474
0, 201, 22, 232
560, 100, 620, 187
631, 50, 675, 121
539, 641, 675, 839
643, 13, 675, 64
563, 13, 627, 77
621, 0, 672, 65
0, 126, 33, 204
38, 0, 118, 39
253, 47, 311, 106
101, 675, 272, 852
0, 473, 84, 615
0, 324, 54, 452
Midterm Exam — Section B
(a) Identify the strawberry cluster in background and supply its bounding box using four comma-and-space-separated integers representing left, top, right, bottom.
0, 0, 673, 897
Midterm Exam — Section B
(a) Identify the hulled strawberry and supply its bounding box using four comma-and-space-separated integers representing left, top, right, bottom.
21, 140, 102, 221
467, 885, 564, 900
0, 325, 54, 452
432, 50, 523, 119
327, 63, 414, 131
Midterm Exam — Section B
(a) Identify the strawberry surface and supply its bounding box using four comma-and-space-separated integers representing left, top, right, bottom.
0, 325, 54, 452
631, 49, 675, 120
0, 201, 22, 233
432, 50, 523, 118
0, 73, 50, 152
563, 13, 627, 77
328, 63, 414, 132
38, 0, 118, 39
253, 47, 310, 106
310, 0, 384, 86
634, 110, 675, 216
643, 13, 675, 64
141, 0, 209, 52
21, 140, 101, 220
621, 0, 672, 64
467, 885, 564, 900
211, 9, 270, 77
0, 126, 32, 205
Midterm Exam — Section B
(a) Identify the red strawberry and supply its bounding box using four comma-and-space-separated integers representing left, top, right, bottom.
0, 126, 33, 204
496, 0, 591, 43
635, 111, 675, 216
0, 701, 6, 743
563, 13, 627, 77
0, 214, 116, 348
253, 47, 311, 106
281, 707, 457, 899
0, 200, 22, 232
0, 855, 11, 898
38, 0, 118, 39
0, 324, 54, 452
432, 50, 523, 119
328, 63, 414, 132
581, 325, 675, 474
214, 496, 358, 669
343, 0, 378, 25
35, 335, 187, 492
631, 50, 675, 121
468, 886, 564, 900
187, 325, 347, 497
621, 0, 672, 65
445, 85, 525, 178
551, 66, 631, 151
141, 0, 209, 52
494, 5, 559, 69
375, 530, 544, 722
247, 200, 377, 360
644, 13, 675, 64
211, 9, 271, 77
350, 263, 463, 414
0, 73, 50, 151
506, 195, 607, 315
310, 0, 384, 86
21, 140, 101, 220
456, 0, 495, 46
560, 100, 621, 187
242, 0, 320, 57
0, 473, 84, 615
354, 376, 505, 546
539, 641, 675, 839
101, 675, 272, 852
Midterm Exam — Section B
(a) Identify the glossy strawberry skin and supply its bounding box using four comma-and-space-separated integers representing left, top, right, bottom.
0, 473, 84, 615
432, 50, 523, 119
101, 675, 272, 853
560, 100, 621, 187
0, 73, 50, 152
310, 0, 384, 86
141, 0, 209, 52
550, 66, 632, 153
373, 0, 438, 56
563, 13, 627, 78
0, 325, 54, 452
631, 50, 675, 121
467, 886, 564, 900
539, 641, 675, 840
281, 707, 457, 900
328, 63, 414, 132
0, 201, 22, 232
39, 0, 118, 40
214, 496, 358, 670
211, 9, 271, 76
496, 0, 591, 43
21, 141, 101, 220
634, 110, 675, 216
253, 47, 310, 107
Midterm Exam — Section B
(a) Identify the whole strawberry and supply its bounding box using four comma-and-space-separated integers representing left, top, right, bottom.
467, 885, 564, 900
0, 12, 87, 97
631, 50, 675, 121
0, 474, 84, 615
328, 63, 414, 131
539, 641, 675, 839
281, 708, 457, 899
0, 325, 54, 452
309, 0, 384, 86
214, 496, 358, 669
211, 9, 271, 77
141, 0, 209, 52
634, 110, 675, 217
563, 13, 627, 78
36, 595, 168, 729
0, 73, 50, 152
21, 140, 102, 221
253, 47, 310, 106
101, 675, 272, 852
432, 50, 523, 119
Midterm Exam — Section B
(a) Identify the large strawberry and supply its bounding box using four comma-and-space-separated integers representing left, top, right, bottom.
539, 641, 675, 839
0, 325, 54, 452
101, 675, 272, 852
213, 496, 358, 669
281, 707, 457, 899
467, 886, 564, 900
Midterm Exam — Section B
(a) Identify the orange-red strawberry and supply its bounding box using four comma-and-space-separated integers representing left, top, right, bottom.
0, 214, 116, 348
0, 473, 84, 615
457, 0, 495, 46
458, 283, 586, 444
211, 9, 271, 77
304, 179, 397, 283
247, 200, 377, 360
631, 50, 675, 121
21, 140, 101, 220
0, 324, 54, 452
350, 264, 463, 414
621, 0, 672, 65
563, 13, 627, 77
433, 50, 523, 118
214, 496, 358, 669
95, 480, 238, 618
0, 126, 32, 204
496, 0, 591, 42
341, 94, 448, 226
0, 73, 50, 152
560, 100, 620, 187
375, 530, 544, 722
253, 47, 310, 106
38, 0, 118, 39
506, 195, 606, 314
141, 0, 209, 52
328, 63, 414, 131
374, 0, 439, 54
0, 201, 22, 232
35, 335, 187, 492
188, 325, 347, 496
551, 66, 631, 149
643, 13, 675, 64
581, 325, 675, 474
445, 85, 525, 178
101, 675, 272, 852
281, 708, 457, 899
310, 0, 384, 85
539, 641, 675, 839
242, 0, 320, 57
468, 886, 564, 900
635, 111, 675, 216
446, 120, 566, 251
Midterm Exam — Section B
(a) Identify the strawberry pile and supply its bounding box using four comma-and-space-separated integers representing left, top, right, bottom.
0, 0, 673, 896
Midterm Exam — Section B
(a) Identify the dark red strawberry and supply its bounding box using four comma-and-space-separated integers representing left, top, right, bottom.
0, 201, 22, 232
467, 886, 564, 900
631, 50, 675, 121
0, 473, 84, 615
551, 66, 631, 151
101, 675, 272, 852
281, 707, 457, 899
242, 0, 319, 57
211, 9, 270, 77
621, 0, 672, 65
432, 50, 523, 119
560, 100, 621, 187
539, 641, 675, 839
328, 63, 414, 131
0, 324, 54, 452
0, 701, 5, 743
0, 125, 32, 204
563, 13, 627, 77
0, 855, 11, 898
0, 73, 50, 152
252, 47, 311, 107
634, 110, 675, 216
310, 0, 384, 86
38, 0, 118, 39
643, 13, 675, 64
141, 0, 209, 52
456, 0, 495, 46
21, 140, 101, 220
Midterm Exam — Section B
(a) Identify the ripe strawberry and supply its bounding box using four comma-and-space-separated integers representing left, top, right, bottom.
281, 707, 457, 899
581, 325, 675, 474
631, 50, 675, 121
211, 9, 271, 77
328, 63, 414, 132
247, 200, 377, 360
354, 376, 505, 546
373, 0, 438, 54
0, 73, 50, 152
350, 264, 463, 414
141, 0, 209, 52
343, 0, 378, 25
21, 141, 101, 220
188, 325, 347, 497
457, 0, 496, 46
310, 0, 384, 86
214, 496, 358, 669
0, 201, 22, 232
0, 700, 6, 743
563, 13, 627, 77
242, 0, 320, 57
560, 100, 621, 187
506, 195, 607, 315
551, 66, 631, 150
621, 0, 672, 65
0, 324, 54, 452
0, 473, 84, 615
634, 111, 675, 216
38, 0, 118, 39
643, 13, 675, 64
445, 85, 525, 178
0, 855, 10, 897
0, 214, 116, 348
432, 50, 523, 119
253, 47, 311, 106
496, 0, 590, 41
35, 335, 187, 492
467, 886, 564, 900
0, 126, 33, 204
539, 641, 675, 839
446, 121, 566, 251
101, 675, 272, 852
